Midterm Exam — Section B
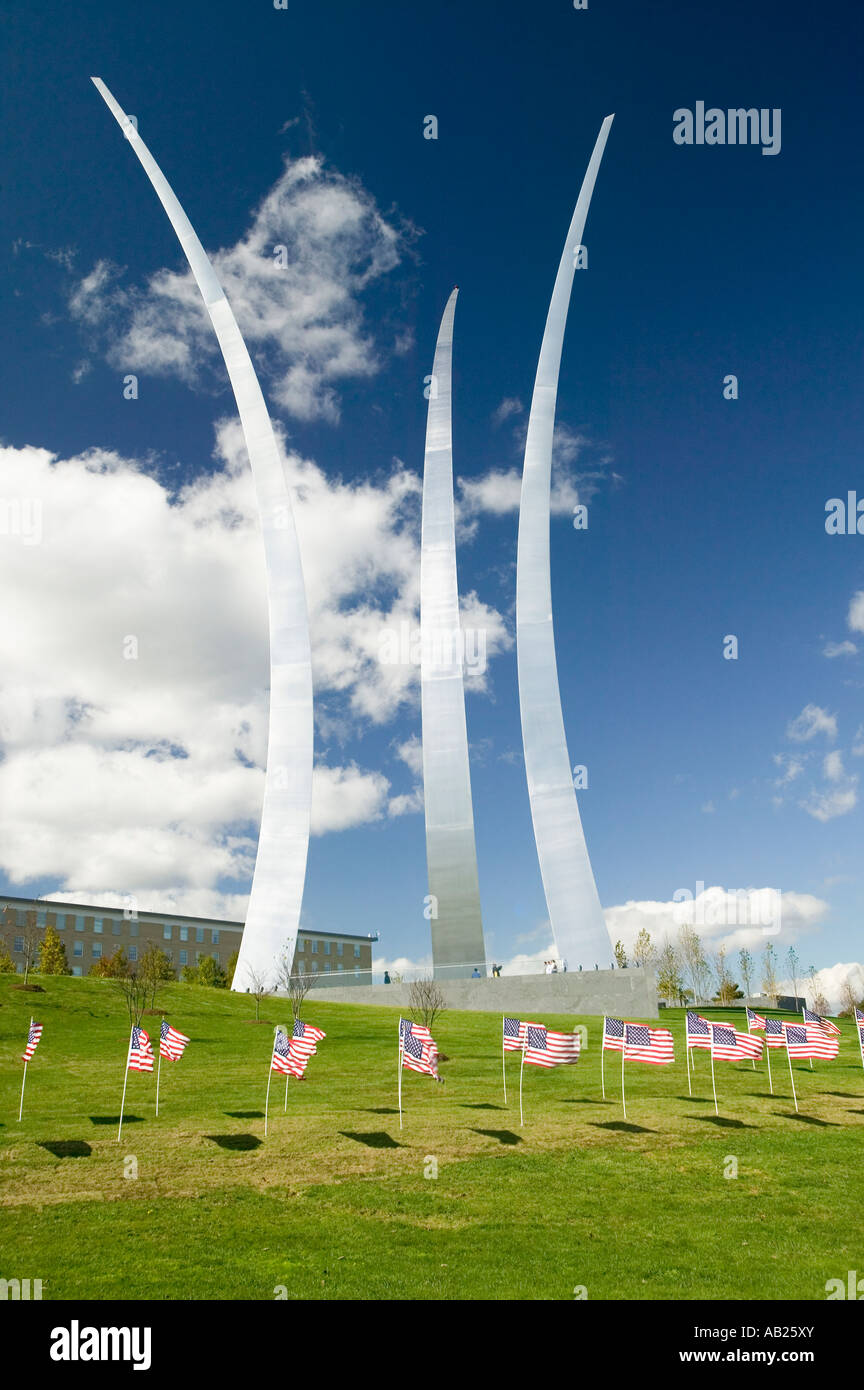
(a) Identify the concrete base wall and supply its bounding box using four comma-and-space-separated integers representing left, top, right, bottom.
289, 967, 658, 1019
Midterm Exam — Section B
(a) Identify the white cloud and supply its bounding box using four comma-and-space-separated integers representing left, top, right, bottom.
394, 734, 422, 776
69, 155, 407, 423
801, 784, 858, 822
492, 397, 523, 425
786, 704, 837, 743
848, 591, 864, 634
798, 961, 864, 1014
701, 801, 716, 814
823, 639, 857, 658
603, 887, 829, 957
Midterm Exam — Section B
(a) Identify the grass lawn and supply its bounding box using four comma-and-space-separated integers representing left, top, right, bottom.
1, 975, 861, 1300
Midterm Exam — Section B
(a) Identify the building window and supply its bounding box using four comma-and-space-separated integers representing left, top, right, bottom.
324, 960, 331, 971
212, 929, 219, 945
297, 960, 305, 974
14, 936, 24, 953
56, 915, 66, 931
128, 946, 138, 963
337, 963, 344, 972
92, 942, 102, 959
196, 928, 204, 943
112, 921, 121, 935
36, 908, 47, 928
354, 944, 361, 958
163, 925, 172, 941
75, 915, 85, 932
73, 941, 83, 958
16, 909, 27, 926
164, 951, 173, 964
324, 941, 331, 955
129, 922, 138, 937
180, 926, 188, 941
72, 966, 82, 977
179, 950, 188, 967
309, 940, 318, 954
337, 941, 344, 956
93, 918, 103, 934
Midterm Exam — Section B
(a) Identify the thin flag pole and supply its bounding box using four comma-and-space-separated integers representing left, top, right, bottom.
264, 1041, 275, 1138
803, 1008, 813, 1070
857, 1013, 864, 1073
18, 1016, 33, 1122
746, 1012, 756, 1071
117, 1027, 133, 1143
685, 1027, 692, 1097
397, 1021, 404, 1130
155, 1031, 163, 1118
502, 1017, 507, 1106
709, 1029, 719, 1116
785, 1030, 799, 1113
519, 1036, 527, 1128
766, 1032, 774, 1095
601, 1017, 606, 1101
620, 1035, 627, 1121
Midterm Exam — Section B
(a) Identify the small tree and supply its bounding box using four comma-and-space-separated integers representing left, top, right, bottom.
738, 948, 754, 1002
276, 949, 318, 1022
197, 955, 228, 989
762, 943, 779, 1004
786, 946, 801, 1006
0, 935, 15, 973
408, 976, 447, 1032
614, 940, 628, 970
115, 971, 148, 1027
678, 924, 709, 1004
838, 978, 861, 1018
226, 949, 240, 987
240, 964, 272, 1021
656, 937, 686, 1005
39, 922, 71, 976
711, 947, 742, 1005
632, 928, 656, 970
139, 942, 174, 1009
90, 948, 130, 979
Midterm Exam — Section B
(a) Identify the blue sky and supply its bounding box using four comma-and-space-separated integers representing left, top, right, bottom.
2, 0, 863, 991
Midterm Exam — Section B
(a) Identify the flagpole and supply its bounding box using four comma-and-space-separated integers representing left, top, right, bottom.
502, 1017, 507, 1106
601, 1017, 606, 1100
155, 1039, 163, 1118
397, 1021, 404, 1131
803, 1008, 813, 1070
18, 1016, 32, 1122
766, 1033, 774, 1095
284, 1068, 290, 1112
519, 1037, 527, 1128
264, 1049, 274, 1138
117, 1027, 133, 1144
746, 1012, 756, 1071
785, 1030, 799, 1113
709, 1029, 719, 1116
685, 1028, 692, 1097
857, 1015, 864, 1073
620, 1036, 626, 1120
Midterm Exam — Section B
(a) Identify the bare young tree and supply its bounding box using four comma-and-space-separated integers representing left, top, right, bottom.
711, 946, 741, 1006
838, 977, 860, 1018
786, 946, 801, 1007
656, 937, 686, 1005
239, 964, 272, 1021
632, 928, 656, 970
276, 950, 319, 1022
408, 976, 447, 1031
762, 943, 779, 1005
678, 924, 710, 1005
115, 972, 148, 1027
738, 948, 754, 1002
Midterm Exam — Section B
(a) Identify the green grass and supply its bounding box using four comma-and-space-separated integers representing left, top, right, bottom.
1, 975, 861, 1299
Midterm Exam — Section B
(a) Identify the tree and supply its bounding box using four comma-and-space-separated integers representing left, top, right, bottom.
115, 971, 148, 1027
276, 950, 318, 1022
632, 928, 656, 970
238, 964, 272, 1021
0, 936, 15, 973
838, 977, 862, 1018
656, 937, 686, 1005
807, 966, 830, 1018
226, 949, 240, 987
613, 940, 628, 970
408, 976, 447, 1031
3, 908, 42, 984
139, 943, 174, 1009
762, 943, 779, 1003
38, 922, 71, 976
786, 946, 801, 1006
197, 955, 228, 989
711, 946, 742, 1005
89, 948, 130, 979
738, 948, 754, 1002
678, 924, 711, 1005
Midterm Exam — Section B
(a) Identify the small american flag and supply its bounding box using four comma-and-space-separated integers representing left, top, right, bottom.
602, 1017, 625, 1052
128, 1026, 154, 1072
710, 1023, 763, 1061
22, 1022, 43, 1062
764, 1017, 787, 1049
159, 1020, 190, 1061
623, 1023, 674, 1065
746, 1007, 767, 1031
803, 1006, 841, 1036
856, 1007, 864, 1043
400, 1020, 439, 1078
503, 1016, 526, 1051
685, 1011, 712, 1050
270, 1029, 294, 1075
784, 1023, 839, 1060
286, 1019, 326, 1077
523, 1023, 581, 1068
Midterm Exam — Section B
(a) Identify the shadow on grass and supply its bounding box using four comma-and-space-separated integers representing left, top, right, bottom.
694, 1115, 755, 1129
361, 1107, 402, 1115
826, 1092, 861, 1099
224, 1110, 264, 1119
679, 1095, 712, 1103
774, 1112, 840, 1127
205, 1133, 262, 1151
90, 1115, 143, 1126
461, 1103, 505, 1111
472, 1128, 522, 1145
38, 1140, 92, 1158
591, 1121, 655, 1134
560, 1098, 612, 1105
339, 1131, 401, 1149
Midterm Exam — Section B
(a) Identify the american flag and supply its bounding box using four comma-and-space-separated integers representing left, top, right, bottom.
503, 1016, 526, 1051
21, 1021, 43, 1062
159, 1020, 190, 1061
270, 1029, 294, 1075
128, 1026, 154, 1072
286, 1019, 326, 1077
400, 1019, 439, 1077
685, 1011, 712, 1050
710, 1023, 763, 1061
784, 1023, 839, 1060
856, 1007, 864, 1043
623, 1023, 675, 1065
602, 1017, 625, 1052
802, 1006, 841, 1037
746, 1007, 767, 1031
764, 1017, 789, 1049
522, 1023, 581, 1068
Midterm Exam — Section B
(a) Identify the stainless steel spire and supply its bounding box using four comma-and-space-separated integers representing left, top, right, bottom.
516, 117, 614, 971
92, 78, 314, 991
421, 289, 486, 978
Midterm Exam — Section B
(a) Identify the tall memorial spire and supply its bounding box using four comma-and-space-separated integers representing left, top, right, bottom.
421, 289, 486, 979
516, 117, 614, 971
92, 79, 314, 990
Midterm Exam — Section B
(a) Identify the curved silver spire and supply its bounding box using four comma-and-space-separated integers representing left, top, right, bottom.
516, 116, 613, 971
92, 78, 313, 990
421, 289, 486, 979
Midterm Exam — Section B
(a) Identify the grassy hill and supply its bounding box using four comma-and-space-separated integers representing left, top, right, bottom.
1, 974, 861, 1300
